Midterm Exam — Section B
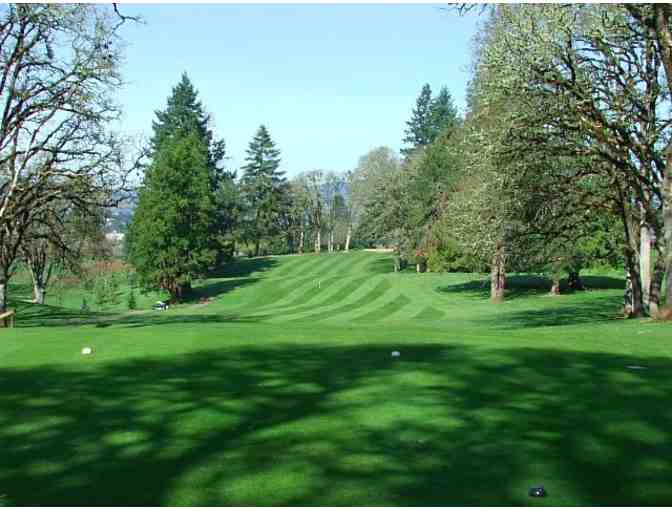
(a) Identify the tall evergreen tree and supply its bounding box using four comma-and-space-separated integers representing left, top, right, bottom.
402, 84, 434, 156
129, 132, 215, 300
429, 87, 460, 140
402, 85, 461, 157
151, 72, 226, 173
240, 125, 288, 256
150, 73, 238, 264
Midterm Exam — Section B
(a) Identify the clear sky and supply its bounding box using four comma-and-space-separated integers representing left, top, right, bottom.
115, 4, 481, 177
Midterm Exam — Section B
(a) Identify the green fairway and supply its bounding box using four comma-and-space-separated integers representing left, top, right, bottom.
1, 251, 671, 506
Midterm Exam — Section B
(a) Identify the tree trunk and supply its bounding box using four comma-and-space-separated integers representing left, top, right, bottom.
0, 280, 6, 314
662, 155, 672, 305
254, 238, 260, 258
490, 243, 506, 303
172, 281, 192, 302
315, 230, 321, 253
651, 6, 672, 302
27, 261, 48, 305
33, 283, 45, 305
328, 230, 334, 253
640, 218, 652, 309
549, 277, 561, 296
345, 225, 351, 253
568, 270, 584, 291
298, 229, 304, 255
624, 249, 646, 317
648, 258, 667, 317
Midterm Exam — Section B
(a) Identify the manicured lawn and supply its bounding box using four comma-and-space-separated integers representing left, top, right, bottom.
1, 251, 671, 505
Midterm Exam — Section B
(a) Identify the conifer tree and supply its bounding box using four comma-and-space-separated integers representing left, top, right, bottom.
402, 84, 461, 156
429, 87, 460, 140
402, 84, 434, 156
129, 132, 215, 300
240, 125, 288, 256
150, 73, 238, 262
151, 72, 226, 172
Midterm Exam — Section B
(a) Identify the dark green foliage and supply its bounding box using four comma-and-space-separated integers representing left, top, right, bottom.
402, 84, 461, 156
127, 288, 137, 310
402, 84, 434, 156
426, 237, 472, 272
429, 87, 460, 141
212, 172, 242, 264
404, 129, 463, 242
149, 73, 238, 265
128, 132, 216, 299
151, 72, 226, 173
240, 125, 289, 257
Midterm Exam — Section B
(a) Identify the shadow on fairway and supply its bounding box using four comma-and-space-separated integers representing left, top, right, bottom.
8, 301, 100, 328
209, 257, 279, 278
1, 342, 671, 506
180, 277, 261, 304
7, 281, 33, 301
488, 294, 624, 329
366, 256, 395, 274
12, 276, 264, 327
13, 308, 266, 329
439, 274, 625, 301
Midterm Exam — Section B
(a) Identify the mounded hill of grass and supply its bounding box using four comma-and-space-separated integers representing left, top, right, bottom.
1, 251, 671, 506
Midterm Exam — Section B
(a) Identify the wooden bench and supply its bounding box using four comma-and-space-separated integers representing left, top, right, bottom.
0, 309, 16, 328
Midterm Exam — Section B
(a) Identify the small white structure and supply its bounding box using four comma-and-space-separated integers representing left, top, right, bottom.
81, 347, 93, 355
391, 351, 400, 358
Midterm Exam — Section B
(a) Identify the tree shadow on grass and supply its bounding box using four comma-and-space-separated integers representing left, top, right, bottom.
580, 275, 625, 290
15, 309, 266, 329
439, 274, 625, 301
208, 257, 279, 278
366, 255, 395, 274
7, 281, 33, 301
180, 277, 261, 304
11, 275, 265, 327
8, 301, 102, 328
1, 342, 671, 505
483, 294, 625, 329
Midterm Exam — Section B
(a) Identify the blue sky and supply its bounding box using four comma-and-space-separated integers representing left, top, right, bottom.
115, 4, 481, 177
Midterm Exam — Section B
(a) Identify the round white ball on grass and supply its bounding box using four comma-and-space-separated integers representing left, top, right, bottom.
391, 351, 400, 358
81, 347, 93, 355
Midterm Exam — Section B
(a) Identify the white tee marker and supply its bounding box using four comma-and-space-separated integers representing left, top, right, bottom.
81, 347, 93, 355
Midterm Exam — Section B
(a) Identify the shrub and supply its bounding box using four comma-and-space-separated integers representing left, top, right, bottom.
127, 289, 137, 310
426, 238, 470, 272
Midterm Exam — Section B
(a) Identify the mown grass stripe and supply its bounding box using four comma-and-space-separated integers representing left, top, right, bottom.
261, 275, 371, 318
412, 306, 446, 321
255, 275, 344, 312
351, 294, 412, 323
290, 278, 392, 323
243, 272, 329, 310
267, 253, 322, 278
287, 253, 345, 281
253, 252, 373, 312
